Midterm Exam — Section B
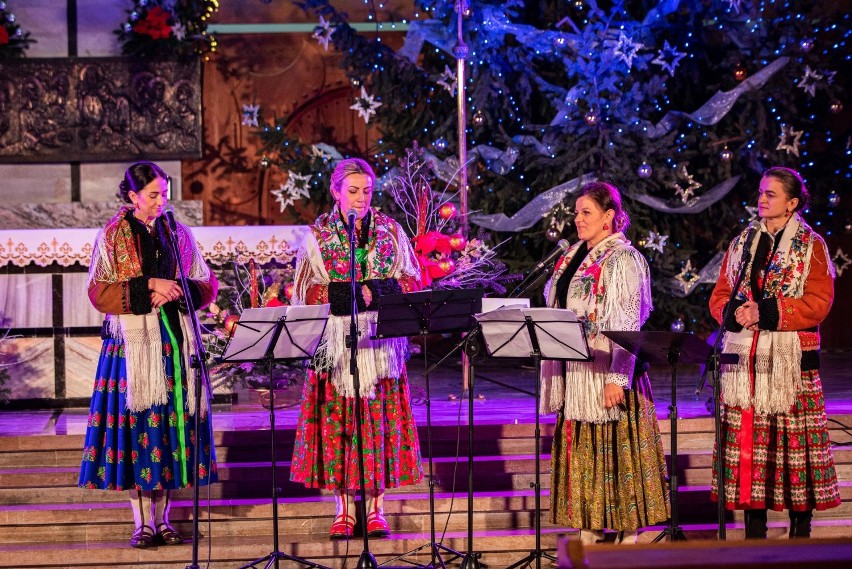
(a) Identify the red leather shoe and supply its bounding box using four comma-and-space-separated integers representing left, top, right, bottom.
329, 514, 355, 540
366, 511, 390, 538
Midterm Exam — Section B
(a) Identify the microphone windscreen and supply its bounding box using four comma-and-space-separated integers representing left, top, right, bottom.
162, 206, 177, 232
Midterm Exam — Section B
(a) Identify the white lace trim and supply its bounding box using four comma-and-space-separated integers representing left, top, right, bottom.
541, 235, 652, 423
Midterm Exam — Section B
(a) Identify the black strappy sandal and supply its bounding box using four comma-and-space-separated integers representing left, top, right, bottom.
156, 522, 184, 545
130, 524, 156, 548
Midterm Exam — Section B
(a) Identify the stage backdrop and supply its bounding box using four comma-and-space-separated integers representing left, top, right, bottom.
0, 224, 308, 406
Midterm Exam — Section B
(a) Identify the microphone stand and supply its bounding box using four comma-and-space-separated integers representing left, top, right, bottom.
508, 243, 566, 298
698, 239, 754, 542
160, 215, 212, 569
347, 214, 377, 569
509, 268, 552, 299
424, 331, 483, 569
506, 271, 559, 568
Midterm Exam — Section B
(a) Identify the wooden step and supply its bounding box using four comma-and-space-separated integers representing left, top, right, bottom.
2, 415, 849, 461
3, 480, 852, 545
1, 522, 851, 569
1, 415, 851, 568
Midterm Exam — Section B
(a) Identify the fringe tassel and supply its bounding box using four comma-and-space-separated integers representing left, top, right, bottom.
760, 333, 802, 414
719, 340, 753, 410
179, 314, 208, 418
721, 330, 802, 415
540, 359, 565, 414
313, 313, 408, 398
120, 313, 168, 413
561, 347, 623, 424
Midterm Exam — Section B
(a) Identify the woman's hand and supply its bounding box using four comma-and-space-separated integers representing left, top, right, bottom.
150, 291, 170, 309
604, 383, 626, 409
735, 300, 760, 331
362, 284, 373, 307
149, 278, 183, 303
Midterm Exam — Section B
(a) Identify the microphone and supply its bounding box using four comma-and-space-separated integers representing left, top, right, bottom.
508, 239, 571, 298
346, 208, 357, 240
531, 239, 571, 275
162, 206, 178, 234
740, 219, 761, 253
743, 219, 760, 249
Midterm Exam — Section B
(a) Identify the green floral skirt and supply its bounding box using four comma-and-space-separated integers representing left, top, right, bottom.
550, 373, 670, 531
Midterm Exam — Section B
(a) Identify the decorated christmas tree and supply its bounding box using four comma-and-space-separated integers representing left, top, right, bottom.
256, 0, 849, 334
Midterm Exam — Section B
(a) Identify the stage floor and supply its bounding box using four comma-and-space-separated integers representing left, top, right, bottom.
2, 350, 850, 438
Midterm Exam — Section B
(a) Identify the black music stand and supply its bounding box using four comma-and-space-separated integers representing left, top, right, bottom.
477, 307, 590, 569
602, 331, 738, 543
372, 288, 484, 569
221, 304, 333, 569
418, 291, 486, 569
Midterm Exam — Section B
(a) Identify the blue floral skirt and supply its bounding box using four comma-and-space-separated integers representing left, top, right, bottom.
78, 318, 218, 491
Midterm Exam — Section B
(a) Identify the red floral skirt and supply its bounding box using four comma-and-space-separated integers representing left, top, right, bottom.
712, 370, 840, 511
290, 368, 423, 491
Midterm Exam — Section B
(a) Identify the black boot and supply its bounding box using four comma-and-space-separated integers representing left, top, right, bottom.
789, 510, 813, 538
744, 508, 768, 539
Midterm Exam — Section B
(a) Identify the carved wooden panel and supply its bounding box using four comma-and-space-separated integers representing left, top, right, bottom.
0, 57, 202, 163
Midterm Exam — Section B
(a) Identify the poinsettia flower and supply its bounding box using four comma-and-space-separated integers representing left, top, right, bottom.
416, 256, 437, 287
133, 6, 173, 40
413, 232, 438, 255
427, 260, 451, 279
413, 231, 453, 255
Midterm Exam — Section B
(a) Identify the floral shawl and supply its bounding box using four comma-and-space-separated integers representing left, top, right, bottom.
720, 213, 834, 414
540, 233, 652, 423
292, 206, 421, 398
88, 206, 212, 414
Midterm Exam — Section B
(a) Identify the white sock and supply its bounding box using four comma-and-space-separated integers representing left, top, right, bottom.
152, 489, 172, 527
129, 489, 153, 530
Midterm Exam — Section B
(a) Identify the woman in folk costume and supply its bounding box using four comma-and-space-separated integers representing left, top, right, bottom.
709, 166, 839, 538
541, 181, 670, 544
290, 158, 423, 539
79, 161, 218, 548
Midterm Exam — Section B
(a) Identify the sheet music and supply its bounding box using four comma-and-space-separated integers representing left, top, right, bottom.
274, 304, 330, 359
480, 297, 530, 313
526, 308, 587, 360
475, 307, 587, 360
221, 304, 330, 362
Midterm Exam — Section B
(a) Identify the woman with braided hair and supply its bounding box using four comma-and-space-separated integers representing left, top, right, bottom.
79, 161, 218, 548
709, 166, 839, 538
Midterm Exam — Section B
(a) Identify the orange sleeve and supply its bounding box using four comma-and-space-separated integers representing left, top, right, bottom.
770, 241, 834, 331
709, 250, 733, 326
88, 281, 131, 314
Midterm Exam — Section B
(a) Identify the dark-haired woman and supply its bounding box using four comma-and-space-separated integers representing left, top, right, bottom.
79, 161, 219, 548
542, 181, 670, 544
709, 167, 839, 538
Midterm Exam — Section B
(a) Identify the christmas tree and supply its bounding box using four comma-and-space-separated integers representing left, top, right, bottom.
257, 0, 849, 333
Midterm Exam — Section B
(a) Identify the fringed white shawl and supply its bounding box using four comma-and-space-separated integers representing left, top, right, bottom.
90, 210, 212, 414
540, 233, 652, 423
719, 214, 834, 415
103, 312, 207, 415
291, 209, 421, 398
